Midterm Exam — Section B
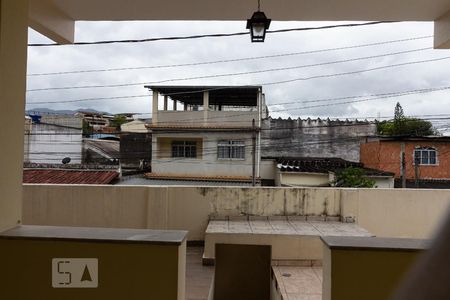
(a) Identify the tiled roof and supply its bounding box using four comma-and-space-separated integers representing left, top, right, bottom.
23, 169, 119, 184
275, 157, 394, 177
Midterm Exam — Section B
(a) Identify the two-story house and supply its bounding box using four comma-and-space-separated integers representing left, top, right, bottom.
361, 136, 450, 188
144, 85, 266, 185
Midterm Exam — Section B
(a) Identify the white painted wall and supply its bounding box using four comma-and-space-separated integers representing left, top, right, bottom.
152, 131, 255, 177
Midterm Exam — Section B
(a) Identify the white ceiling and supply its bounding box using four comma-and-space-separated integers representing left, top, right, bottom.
50, 0, 450, 21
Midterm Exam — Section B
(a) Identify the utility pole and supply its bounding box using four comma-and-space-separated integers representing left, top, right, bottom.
400, 142, 406, 188
414, 155, 420, 188
252, 118, 256, 187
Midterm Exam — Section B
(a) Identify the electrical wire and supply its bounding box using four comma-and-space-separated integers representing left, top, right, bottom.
27, 54, 449, 93
27, 36, 432, 76
27, 21, 398, 47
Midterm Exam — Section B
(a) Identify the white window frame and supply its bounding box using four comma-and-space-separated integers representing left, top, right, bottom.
414, 147, 438, 166
217, 140, 245, 160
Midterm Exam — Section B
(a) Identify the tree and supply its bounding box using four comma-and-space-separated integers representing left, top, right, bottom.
110, 115, 128, 130
82, 120, 93, 136
377, 102, 437, 136
394, 102, 404, 121
334, 167, 375, 188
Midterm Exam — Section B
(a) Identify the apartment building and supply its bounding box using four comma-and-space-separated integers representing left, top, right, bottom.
145, 86, 266, 184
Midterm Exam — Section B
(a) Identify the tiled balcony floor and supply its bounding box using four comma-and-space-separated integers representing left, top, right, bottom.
273, 266, 323, 300
186, 246, 214, 300
207, 218, 372, 237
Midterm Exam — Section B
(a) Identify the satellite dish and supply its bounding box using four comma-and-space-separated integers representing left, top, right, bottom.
62, 157, 71, 164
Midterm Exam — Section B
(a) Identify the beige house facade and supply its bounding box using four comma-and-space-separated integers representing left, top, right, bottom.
146, 86, 264, 183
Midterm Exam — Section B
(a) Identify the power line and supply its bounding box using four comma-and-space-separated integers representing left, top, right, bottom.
27, 36, 432, 76
27, 21, 398, 47
23, 115, 450, 138
26, 55, 450, 93
132, 86, 450, 125
27, 85, 450, 125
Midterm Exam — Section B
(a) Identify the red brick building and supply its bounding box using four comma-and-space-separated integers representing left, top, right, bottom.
361, 136, 450, 188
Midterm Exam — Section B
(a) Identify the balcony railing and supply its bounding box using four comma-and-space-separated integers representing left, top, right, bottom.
154, 110, 259, 128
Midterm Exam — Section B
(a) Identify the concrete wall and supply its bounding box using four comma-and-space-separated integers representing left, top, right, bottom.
341, 189, 450, 238
0, 0, 29, 231
25, 124, 82, 164
157, 110, 258, 127
278, 172, 330, 187
261, 118, 376, 162
22, 186, 450, 240
40, 114, 83, 129
152, 132, 255, 177
372, 177, 395, 188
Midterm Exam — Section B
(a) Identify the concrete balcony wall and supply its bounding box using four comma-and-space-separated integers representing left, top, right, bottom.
22, 185, 450, 240
340, 189, 450, 239
156, 110, 258, 127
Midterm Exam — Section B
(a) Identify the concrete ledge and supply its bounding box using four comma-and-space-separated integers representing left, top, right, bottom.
0, 225, 188, 245
322, 236, 428, 300
204, 220, 372, 263
0, 225, 187, 299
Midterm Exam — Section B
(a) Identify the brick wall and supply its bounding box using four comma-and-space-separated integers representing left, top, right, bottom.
361, 140, 450, 179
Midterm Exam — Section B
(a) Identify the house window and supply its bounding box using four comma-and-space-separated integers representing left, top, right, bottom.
172, 141, 197, 158
218, 140, 245, 159
414, 147, 437, 165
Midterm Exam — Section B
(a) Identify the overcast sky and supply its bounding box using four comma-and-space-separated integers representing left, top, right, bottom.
26, 21, 450, 131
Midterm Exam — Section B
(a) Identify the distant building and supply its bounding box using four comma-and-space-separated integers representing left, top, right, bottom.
263, 157, 394, 188
120, 133, 152, 169
261, 117, 377, 162
120, 120, 149, 133
361, 136, 450, 188
144, 85, 266, 184
24, 114, 83, 164
75, 111, 113, 131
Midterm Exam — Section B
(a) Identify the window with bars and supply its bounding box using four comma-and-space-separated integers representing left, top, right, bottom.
414, 147, 437, 165
217, 140, 245, 159
172, 141, 197, 158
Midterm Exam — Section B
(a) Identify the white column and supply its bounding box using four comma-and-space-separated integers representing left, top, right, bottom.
434, 10, 450, 49
152, 91, 159, 124
203, 91, 209, 125
0, 0, 29, 231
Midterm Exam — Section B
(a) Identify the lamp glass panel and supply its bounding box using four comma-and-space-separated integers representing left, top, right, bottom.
252, 23, 266, 37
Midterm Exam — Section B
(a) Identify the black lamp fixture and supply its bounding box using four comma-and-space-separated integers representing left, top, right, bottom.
246, 0, 271, 42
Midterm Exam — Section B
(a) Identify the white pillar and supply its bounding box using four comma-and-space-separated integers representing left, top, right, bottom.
434, 10, 450, 49
203, 91, 209, 125
152, 91, 158, 124
0, 0, 29, 231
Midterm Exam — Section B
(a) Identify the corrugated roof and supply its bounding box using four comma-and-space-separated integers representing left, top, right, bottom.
275, 157, 394, 177
83, 139, 120, 159
144, 86, 260, 106
23, 169, 119, 184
